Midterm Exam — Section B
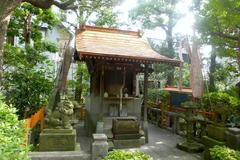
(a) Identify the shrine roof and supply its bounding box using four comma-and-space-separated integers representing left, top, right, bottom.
75, 25, 181, 66
163, 86, 192, 94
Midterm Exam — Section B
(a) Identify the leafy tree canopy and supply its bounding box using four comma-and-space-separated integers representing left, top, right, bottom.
2, 3, 58, 118
196, 0, 240, 71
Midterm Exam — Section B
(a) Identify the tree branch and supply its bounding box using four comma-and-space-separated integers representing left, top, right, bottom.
23, 0, 77, 10
210, 32, 239, 41
53, 0, 77, 10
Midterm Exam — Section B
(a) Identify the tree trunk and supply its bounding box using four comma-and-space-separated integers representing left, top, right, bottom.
0, 16, 9, 81
166, 27, 175, 86
24, 13, 31, 45
0, 0, 21, 81
209, 49, 216, 92
237, 40, 240, 71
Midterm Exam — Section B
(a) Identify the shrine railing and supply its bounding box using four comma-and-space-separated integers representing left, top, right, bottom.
24, 107, 45, 145
25, 107, 45, 130
147, 103, 217, 138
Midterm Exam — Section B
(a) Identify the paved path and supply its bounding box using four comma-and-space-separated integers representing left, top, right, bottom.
76, 122, 203, 160
126, 124, 202, 160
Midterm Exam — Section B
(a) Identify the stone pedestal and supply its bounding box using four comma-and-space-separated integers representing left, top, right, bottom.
113, 139, 141, 149
177, 141, 204, 153
226, 127, 240, 150
39, 129, 76, 151
202, 124, 226, 148
207, 124, 227, 141
91, 134, 108, 160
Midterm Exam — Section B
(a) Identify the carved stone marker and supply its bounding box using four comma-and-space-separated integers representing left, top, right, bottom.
91, 134, 108, 160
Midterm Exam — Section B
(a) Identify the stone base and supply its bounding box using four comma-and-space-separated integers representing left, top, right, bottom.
226, 128, 240, 150
202, 136, 225, 148
108, 141, 114, 151
177, 141, 204, 153
114, 133, 141, 140
39, 129, 76, 151
140, 136, 145, 145
113, 139, 141, 149
29, 151, 90, 160
207, 125, 227, 141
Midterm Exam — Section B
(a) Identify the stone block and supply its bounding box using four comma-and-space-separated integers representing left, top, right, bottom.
228, 127, 240, 134
207, 124, 227, 141
226, 128, 240, 150
92, 134, 108, 160
93, 133, 107, 141
113, 139, 141, 149
202, 136, 225, 148
114, 133, 141, 140
39, 129, 76, 151
176, 141, 204, 153
108, 141, 114, 151
96, 121, 104, 133
140, 136, 145, 145
112, 117, 139, 134
29, 151, 90, 160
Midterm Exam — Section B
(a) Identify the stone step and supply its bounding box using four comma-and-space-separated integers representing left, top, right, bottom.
29, 151, 90, 160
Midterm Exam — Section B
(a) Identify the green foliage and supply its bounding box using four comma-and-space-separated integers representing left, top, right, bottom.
201, 92, 240, 123
0, 95, 30, 160
103, 150, 152, 160
174, 63, 190, 87
93, 8, 119, 28
3, 45, 54, 119
196, 0, 240, 75
130, 0, 181, 31
2, 2, 58, 119
74, 62, 90, 103
181, 101, 199, 109
148, 89, 169, 105
209, 145, 240, 160
8, 2, 59, 44
130, 0, 183, 85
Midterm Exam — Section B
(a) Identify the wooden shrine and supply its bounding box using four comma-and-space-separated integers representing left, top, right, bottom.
75, 25, 181, 147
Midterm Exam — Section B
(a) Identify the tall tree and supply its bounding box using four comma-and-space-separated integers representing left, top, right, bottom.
3, 3, 58, 118
0, 0, 76, 81
196, 0, 240, 73
130, 0, 182, 85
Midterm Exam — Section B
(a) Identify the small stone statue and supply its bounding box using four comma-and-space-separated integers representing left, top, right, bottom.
46, 94, 74, 129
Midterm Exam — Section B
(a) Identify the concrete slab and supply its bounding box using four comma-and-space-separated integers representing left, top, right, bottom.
76, 122, 203, 160
30, 151, 90, 160
126, 124, 202, 160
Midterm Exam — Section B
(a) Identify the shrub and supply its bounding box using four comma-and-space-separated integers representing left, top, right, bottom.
209, 145, 240, 160
148, 89, 169, 105
0, 95, 29, 160
103, 150, 152, 160
201, 92, 240, 124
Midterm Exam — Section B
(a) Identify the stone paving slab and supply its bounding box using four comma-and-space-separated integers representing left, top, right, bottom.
75, 122, 203, 160
30, 151, 90, 160
126, 124, 203, 160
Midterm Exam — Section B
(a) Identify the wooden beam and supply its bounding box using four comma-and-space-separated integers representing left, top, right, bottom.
143, 63, 149, 143
99, 65, 104, 121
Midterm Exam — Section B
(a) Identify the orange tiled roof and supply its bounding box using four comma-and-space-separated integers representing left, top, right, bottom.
75, 25, 181, 66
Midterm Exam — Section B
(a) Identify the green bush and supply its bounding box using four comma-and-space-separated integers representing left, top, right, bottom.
201, 92, 240, 123
0, 96, 29, 160
148, 89, 169, 105
103, 150, 152, 160
209, 145, 240, 160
